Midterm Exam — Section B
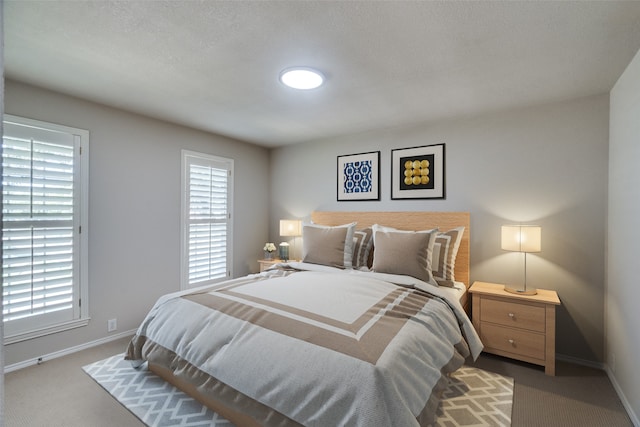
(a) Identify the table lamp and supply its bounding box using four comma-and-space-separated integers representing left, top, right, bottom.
279, 219, 302, 261
501, 225, 541, 295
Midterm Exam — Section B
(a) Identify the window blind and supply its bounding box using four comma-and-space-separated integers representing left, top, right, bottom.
2, 117, 87, 341
183, 153, 233, 287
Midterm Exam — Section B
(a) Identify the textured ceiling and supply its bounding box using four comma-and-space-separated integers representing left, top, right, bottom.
5, 1, 640, 147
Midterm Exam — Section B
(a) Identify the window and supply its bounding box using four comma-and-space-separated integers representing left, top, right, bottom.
181, 150, 233, 289
2, 115, 89, 344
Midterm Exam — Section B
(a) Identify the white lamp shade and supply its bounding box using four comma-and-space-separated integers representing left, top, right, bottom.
280, 219, 302, 237
501, 225, 541, 253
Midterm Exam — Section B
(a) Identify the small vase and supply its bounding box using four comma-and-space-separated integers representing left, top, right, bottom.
264, 251, 274, 260
279, 243, 290, 261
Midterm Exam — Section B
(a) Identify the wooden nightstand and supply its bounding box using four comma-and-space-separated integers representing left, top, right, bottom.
470, 281, 561, 375
258, 259, 280, 272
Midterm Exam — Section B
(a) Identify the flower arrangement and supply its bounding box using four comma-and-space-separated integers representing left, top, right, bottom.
263, 242, 277, 260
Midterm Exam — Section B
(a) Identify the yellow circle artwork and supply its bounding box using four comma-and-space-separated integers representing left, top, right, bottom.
404, 159, 430, 186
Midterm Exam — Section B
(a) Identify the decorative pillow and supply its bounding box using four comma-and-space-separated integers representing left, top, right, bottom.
432, 227, 465, 287
302, 222, 356, 269
371, 224, 438, 286
352, 227, 373, 269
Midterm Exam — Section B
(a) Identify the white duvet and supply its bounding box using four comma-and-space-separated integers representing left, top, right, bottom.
127, 262, 483, 426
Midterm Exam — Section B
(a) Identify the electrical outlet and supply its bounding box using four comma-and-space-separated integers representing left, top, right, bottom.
108, 318, 117, 332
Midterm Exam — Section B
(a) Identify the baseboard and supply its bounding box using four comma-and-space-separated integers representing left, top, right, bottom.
556, 353, 605, 370
4, 329, 137, 374
605, 364, 640, 427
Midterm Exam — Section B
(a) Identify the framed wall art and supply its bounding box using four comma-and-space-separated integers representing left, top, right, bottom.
337, 151, 380, 201
391, 143, 445, 200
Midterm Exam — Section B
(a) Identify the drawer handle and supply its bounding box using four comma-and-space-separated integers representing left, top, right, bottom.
508, 339, 515, 346
508, 313, 515, 319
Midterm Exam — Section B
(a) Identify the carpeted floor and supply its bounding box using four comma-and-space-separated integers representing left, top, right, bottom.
4, 336, 634, 426
469, 354, 634, 427
82, 354, 513, 427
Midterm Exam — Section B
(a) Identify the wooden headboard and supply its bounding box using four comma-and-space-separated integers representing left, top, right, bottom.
310, 211, 470, 288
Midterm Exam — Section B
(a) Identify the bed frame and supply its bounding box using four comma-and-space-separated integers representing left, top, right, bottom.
150, 211, 471, 427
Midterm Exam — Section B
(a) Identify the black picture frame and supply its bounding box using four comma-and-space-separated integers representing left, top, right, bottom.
337, 151, 381, 201
391, 143, 445, 200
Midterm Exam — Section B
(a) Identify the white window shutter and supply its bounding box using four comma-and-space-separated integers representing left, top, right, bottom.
2, 115, 89, 342
182, 151, 233, 289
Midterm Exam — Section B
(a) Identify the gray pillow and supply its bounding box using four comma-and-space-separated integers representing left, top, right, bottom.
302, 222, 356, 268
432, 227, 465, 287
371, 224, 438, 286
352, 227, 374, 269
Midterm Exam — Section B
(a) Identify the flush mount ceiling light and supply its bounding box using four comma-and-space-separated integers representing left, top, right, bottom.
279, 67, 325, 90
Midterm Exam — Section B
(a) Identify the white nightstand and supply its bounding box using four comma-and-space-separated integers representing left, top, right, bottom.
470, 281, 561, 375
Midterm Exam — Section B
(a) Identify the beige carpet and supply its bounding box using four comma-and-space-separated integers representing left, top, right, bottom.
434, 365, 514, 426
6, 336, 631, 427
84, 354, 513, 427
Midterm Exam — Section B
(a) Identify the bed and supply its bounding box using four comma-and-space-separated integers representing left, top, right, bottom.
126, 211, 482, 427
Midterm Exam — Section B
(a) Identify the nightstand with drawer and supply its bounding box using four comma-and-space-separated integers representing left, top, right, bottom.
469, 281, 561, 375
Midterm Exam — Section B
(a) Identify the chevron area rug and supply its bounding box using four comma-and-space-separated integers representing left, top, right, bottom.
83, 354, 513, 427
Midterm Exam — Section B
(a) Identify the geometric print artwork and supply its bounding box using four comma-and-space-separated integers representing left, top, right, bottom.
337, 151, 379, 201
343, 160, 372, 193
84, 355, 513, 427
391, 144, 445, 200
401, 156, 433, 189
432, 365, 514, 427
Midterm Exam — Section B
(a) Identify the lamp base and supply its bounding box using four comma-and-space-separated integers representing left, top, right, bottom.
504, 286, 538, 296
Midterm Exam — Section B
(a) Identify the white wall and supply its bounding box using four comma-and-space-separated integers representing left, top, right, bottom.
270, 94, 610, 364
608, 47, 640, 424
3, 80, 271, 366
